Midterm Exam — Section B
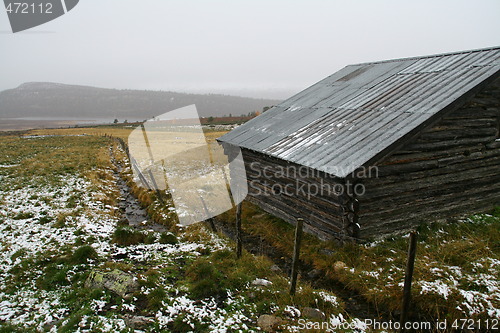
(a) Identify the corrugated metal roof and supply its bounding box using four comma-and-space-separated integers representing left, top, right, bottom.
219, 47, 500, 178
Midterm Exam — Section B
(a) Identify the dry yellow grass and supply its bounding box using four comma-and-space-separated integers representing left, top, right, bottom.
29, 126, 226, 143
28, 126, 135, 139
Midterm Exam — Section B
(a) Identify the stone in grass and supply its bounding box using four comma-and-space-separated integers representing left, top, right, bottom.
85, 269, 139, 299
251, 278, 273, 287
301, 307, 326, 321
270, 264, 281, 273
125, 315, 154, 329
306, 269, 324, 279
333, 261, 347, 273
257, 314, 283, 332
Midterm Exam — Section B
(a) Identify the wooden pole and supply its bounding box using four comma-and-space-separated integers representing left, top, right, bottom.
147, 169, 165, 204
130, 158, 152, 190
199, 196, 217, 233
400, 231, 418, 331
236, 202, 242, 259
290, 218, 304, 296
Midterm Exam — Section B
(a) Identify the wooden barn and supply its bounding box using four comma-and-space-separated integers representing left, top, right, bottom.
218, 47, 500, 241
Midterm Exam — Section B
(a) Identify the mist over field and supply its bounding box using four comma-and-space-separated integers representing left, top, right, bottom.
0, 82, 279, 120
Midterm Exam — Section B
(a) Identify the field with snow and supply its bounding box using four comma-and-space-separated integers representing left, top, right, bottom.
1, 128, 498, 332
0, 132, 365, 332
218, 200, 500, 330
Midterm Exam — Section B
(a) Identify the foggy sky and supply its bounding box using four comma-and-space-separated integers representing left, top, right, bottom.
1, 0, 499, 99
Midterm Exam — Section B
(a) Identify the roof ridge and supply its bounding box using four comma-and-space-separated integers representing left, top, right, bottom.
349, 46, 500, 67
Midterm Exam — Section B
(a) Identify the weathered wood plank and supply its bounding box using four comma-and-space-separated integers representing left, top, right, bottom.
375, 150, 500, 179
359, 194, 499, 238
360, 186, 500, 225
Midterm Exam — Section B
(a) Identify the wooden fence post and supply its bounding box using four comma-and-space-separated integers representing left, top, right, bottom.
236, 203, 242, 259
290, 218, 304, 296
199, 196, 217, 233
400, 231, 418, 331
147, 169, 165, 204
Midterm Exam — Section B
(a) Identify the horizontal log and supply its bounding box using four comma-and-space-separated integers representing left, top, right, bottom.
369, 151, 500, 184
362, 161, 500, 202
246, 196, 342, 240
242, 152, 343, 184
247, 182, 345, 230
486, 141, 500, 149
406, 136, 496, 151
247, 192, 342, 234
418, 127, 497, 141
245, 171, 344, 212
469, 97, 500, 106
359, 190, 499, 237
360, 185, 500, 224
447, 107, 498, 118
382, 146, 486, 165
437, 118, 497, 127
361, 175, 500, 214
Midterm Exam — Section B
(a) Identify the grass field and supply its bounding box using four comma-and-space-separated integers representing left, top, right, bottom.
218, 202, 500, 325
1, 125, 498, 332
0, 130, 364, 332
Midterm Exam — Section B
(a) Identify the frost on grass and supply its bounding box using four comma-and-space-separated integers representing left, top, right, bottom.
156, 293, 254, 332
413, 215, 500, 318
0, 175, 115, 259
333, 213, 500, 321
0, 175, 119, 329
0, 137, 351, 332
417, 257, 500, 318
0, 169, 253, 332
315, 290, 339, 307
0, 172, 234, 331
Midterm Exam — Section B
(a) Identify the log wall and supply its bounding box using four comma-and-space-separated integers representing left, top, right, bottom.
239, 148, 348, 240
357, 76, 500, 238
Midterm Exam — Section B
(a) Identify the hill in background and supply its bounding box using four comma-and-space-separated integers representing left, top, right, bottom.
0, 82, 280, 120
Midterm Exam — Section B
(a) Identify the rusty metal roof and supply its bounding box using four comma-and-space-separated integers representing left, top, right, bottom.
219, 47, 500, 178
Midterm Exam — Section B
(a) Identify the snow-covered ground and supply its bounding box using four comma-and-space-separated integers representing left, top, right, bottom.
0, 172, 245, 331
0, 174, 116, 330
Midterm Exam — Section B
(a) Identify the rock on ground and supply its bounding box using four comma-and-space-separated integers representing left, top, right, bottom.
257, 314, 283, 332
333, 261, 347, 273
301, 307, 326, 321
85, 269, 139, 299
125, 315, 154, 329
